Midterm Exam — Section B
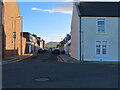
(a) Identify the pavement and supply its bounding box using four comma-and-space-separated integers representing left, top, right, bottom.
2, 51, 118, 88
2, 54, 36, 64
57, 55, 119, 65
57, 55, 80, 63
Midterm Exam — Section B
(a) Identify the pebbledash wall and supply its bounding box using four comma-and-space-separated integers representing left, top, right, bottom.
118, 18, 120, 61
71, 16, 119, 61
81, 17, 119, 61
2, 0, 26, 58
71, 2, 119, 61
0, 29, 2, 58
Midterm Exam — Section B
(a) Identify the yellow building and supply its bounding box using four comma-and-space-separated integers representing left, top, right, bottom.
0, 0, 26, 58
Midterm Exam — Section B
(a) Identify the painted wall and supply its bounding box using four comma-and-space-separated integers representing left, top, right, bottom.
64, 40, 71, 55
81, 17, 119, 61
71, 3, 80, 60
118, 17, 120, 61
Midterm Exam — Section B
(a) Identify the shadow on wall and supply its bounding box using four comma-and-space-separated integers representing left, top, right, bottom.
23, 41, 26, 54
4, 50, 18, 57
2, 26, 18, 58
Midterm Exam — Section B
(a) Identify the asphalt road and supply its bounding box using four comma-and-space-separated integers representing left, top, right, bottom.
2, 51, 118, 88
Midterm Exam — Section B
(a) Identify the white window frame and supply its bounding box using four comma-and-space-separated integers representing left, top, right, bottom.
95, 40, 108, 56
102, 41, 107, 56
96, 41, 101, 56
96, 17, 107, 34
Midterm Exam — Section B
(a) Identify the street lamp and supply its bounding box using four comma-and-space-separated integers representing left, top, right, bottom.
11, 16, 21, 56
20, 16, 23, 55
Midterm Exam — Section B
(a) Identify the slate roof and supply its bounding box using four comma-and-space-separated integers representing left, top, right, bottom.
77, 2, 120, 17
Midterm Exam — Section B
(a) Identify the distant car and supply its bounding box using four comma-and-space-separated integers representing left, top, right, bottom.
52, 49, 60, 54
51, 48, 56, 51
44, 49, 48, 52
38, 48, 44, 53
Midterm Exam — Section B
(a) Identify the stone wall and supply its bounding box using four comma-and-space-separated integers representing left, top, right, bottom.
22, 37, 26, 54
2, 1, 26, 58
0, 27, 2, 58
0, 1, 2, 58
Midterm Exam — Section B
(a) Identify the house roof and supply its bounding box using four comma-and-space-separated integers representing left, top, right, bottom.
77, 2, 120, 17
23, 32, 31, 35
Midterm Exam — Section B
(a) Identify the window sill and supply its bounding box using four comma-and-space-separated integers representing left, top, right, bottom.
96, 33, 108, 35
96, 55, 108, 57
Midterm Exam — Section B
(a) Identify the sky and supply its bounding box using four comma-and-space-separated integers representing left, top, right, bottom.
18, 2, 73, 43
17, 0, 119, 43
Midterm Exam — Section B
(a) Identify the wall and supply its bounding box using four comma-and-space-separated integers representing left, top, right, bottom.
2, 1, 22, 57
81, 17, 119, 61
0, 27, 2, 58
64, 40, 71, 55
22, 37, 26, 54
0, 2, 2, 58
71, 3, 80, 60
118, 17, 120, 61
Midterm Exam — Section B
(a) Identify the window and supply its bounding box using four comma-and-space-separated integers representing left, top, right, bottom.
97, 19, 105, 33
96, 41, 107, 56
96, 41, 101, 55
102, 41, 107, 55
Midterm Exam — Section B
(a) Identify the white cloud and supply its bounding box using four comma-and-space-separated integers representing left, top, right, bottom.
31, 2, 73, 14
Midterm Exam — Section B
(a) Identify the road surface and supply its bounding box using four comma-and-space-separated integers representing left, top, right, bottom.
2, 51, 118, 88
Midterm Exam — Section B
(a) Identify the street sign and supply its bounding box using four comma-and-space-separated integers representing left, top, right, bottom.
66, 36, 70, 40
13, 34, 16, 39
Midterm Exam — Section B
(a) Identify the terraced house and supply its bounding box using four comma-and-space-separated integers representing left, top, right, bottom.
0, 0, 26, 58
23, 32, 45, 54
71, 2, 120, 61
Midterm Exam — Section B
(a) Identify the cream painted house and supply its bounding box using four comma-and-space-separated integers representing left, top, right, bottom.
71, 2, 120, 61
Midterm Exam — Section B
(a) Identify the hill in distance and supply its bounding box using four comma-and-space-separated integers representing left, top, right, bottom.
46, 42, 59, 48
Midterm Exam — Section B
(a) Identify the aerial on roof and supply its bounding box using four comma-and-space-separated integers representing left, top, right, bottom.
77, 2, 120, 17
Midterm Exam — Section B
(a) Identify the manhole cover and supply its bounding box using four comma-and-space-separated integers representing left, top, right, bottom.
34, 77, 50, 82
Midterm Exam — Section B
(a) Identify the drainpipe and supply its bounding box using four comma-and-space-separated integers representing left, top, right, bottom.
20, 16, 23, 55
79, 16, 81, 61
80, 17, 84, 61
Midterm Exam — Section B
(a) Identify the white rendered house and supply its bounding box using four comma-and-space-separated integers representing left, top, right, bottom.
71, 2, 120, 61
64, 39, 71, 55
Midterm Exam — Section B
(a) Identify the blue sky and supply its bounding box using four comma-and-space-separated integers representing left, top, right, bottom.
18, 2, 72, 43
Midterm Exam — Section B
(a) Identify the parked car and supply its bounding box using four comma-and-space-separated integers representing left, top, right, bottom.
52, 49, 60, 54
38, 48, 44, 53
44, 49, 48, 52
